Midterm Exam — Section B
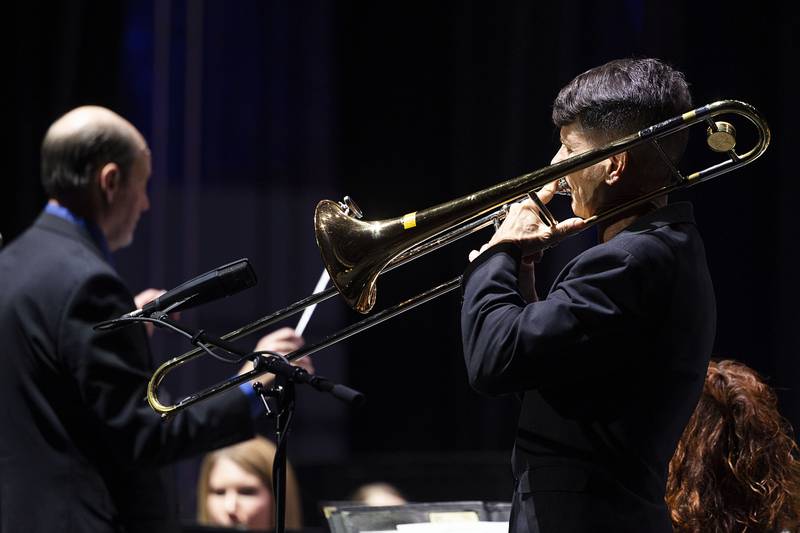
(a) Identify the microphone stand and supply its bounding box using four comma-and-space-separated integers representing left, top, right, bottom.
253, 370, 294, 533
250, 353, 364, 533
96, 312, 365, 533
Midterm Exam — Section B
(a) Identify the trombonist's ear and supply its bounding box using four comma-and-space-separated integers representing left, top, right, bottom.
97, 162, 122, 205
604, 151, 628, 186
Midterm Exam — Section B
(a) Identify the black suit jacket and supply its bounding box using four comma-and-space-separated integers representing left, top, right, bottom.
0, 213, 255, 533
461, 203, 716, 532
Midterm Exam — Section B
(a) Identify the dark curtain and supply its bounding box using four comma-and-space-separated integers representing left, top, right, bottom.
6, 1, 127, 241
6, 0, 799, 525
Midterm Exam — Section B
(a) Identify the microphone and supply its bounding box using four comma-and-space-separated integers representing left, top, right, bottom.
125, 258, 257, 318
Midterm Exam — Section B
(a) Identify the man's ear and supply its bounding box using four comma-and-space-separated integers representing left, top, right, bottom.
97, 162, 121, 204
605, 151, 628, 185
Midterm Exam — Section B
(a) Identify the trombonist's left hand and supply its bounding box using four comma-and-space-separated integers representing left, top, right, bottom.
468, 183, 585, 302
469, 184, 585, 261
488, 185, 586, 256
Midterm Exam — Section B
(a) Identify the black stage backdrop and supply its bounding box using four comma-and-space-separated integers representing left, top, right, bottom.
6, 0, 799, 527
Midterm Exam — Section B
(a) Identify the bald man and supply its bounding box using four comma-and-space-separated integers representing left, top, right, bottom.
0, 107, 259, 532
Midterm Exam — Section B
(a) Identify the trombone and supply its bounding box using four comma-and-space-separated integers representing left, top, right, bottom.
146, 99, 770, 417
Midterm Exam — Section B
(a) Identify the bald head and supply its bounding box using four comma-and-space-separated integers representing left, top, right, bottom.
41, 106, 147, 200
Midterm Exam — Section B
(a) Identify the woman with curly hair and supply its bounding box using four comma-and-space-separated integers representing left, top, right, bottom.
666, 359, 800, 532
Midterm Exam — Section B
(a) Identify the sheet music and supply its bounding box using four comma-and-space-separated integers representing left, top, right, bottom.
363, 522, 508, 533
398, 522, 508, 532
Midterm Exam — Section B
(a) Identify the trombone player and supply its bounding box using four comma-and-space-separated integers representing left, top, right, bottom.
461, 58, 716, 532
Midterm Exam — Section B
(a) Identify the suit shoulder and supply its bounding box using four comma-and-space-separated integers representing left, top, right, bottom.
604, 222, 698, 270
1, 226, 123, 302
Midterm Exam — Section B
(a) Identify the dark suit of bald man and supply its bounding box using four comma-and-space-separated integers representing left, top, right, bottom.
0, 212, 255, 533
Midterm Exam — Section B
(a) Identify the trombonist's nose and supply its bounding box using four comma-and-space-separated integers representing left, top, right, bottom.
551, 145, 567, 165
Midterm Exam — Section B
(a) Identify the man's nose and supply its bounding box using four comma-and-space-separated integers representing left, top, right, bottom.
551, 146, 566, 165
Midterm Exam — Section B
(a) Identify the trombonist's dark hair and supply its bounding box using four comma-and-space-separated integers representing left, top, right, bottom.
552, 58, 692, 164
41, 119, 139, 199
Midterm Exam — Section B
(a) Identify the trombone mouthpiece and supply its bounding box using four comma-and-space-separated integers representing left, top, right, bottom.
554, 177, 572, 196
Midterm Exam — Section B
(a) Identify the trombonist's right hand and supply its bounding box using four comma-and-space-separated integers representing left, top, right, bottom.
238, 327, 314, 387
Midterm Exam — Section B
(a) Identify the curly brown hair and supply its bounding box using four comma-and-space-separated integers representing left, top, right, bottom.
666, 359, 800, 532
